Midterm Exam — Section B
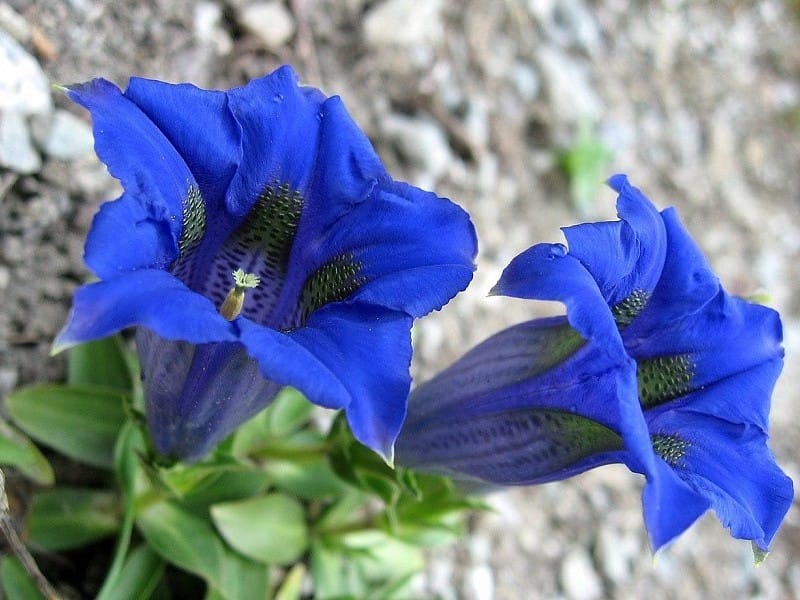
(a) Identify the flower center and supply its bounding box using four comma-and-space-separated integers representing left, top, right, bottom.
611, 288, 651, 328
651, 434, 690, 467
220, 269, 261, 320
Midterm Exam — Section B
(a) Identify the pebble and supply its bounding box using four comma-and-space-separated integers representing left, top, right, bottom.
0, 111, 41, 174
382, 113, 453, 182
35, 109, 95, 161
537, 46, 602, 124
239, 2, 296, 50
363, 0, 443, 48
194, 1, 233, 55
464, 564, 494, 600
0, 30, 51, 115
560, 547, 604, 600
527, 0, 602, 53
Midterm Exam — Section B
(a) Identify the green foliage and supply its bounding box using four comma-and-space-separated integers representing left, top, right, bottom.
559, 118, 614, 214
5, 336, 480, 598
0, 556, 45, 600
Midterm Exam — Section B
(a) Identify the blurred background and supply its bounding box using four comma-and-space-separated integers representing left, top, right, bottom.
1, 0, 798, 597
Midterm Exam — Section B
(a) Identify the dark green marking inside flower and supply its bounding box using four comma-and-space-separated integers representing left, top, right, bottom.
178, 185, 206, 255
612, 289, 651, 328
243, 183, 304, 276
652, 434, 690, 467
296, 254, 365, 325
637, 354, 694, 409
406, 409, 624, 483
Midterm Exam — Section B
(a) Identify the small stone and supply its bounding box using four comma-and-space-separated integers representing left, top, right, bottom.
511, 62, 541, 101
363, 0, 443, 48
537, 46, 602, 124
383, 113, 453, 181
464, 564, 494, 600
195, 1, 233, 55
560, 547, 603, 600
36, 109, 95, 161
239, 2, 296, 50
0, 111, 41, 174
0, 30, 51, 115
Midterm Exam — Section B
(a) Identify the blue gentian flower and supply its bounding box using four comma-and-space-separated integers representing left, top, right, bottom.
54, 66, 477, 463
397, 174, 792, 553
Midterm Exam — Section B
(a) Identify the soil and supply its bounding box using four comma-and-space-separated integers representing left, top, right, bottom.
1, 0, 799, 598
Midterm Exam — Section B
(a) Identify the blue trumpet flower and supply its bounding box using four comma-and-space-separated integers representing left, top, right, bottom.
397, 175, 792, 552
55, 66, 477, 463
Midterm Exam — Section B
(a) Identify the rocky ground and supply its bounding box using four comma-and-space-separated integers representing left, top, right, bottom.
1, 0, 799, 598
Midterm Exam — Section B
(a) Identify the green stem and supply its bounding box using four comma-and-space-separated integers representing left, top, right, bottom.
95, 488, 136, 600
250, 441, 334, 461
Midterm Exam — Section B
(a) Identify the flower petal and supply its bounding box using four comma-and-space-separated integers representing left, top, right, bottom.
53, 270, 237, 353
137, 331, 280, 461
124, 77, 242, 211
314, 178, 477, 318
225, 65, 331, 217
644, 410, 793, 551
238, 304, 413, 461
490, 244, 620, 345
560, 174, 667, 308
67, 78, 197, 276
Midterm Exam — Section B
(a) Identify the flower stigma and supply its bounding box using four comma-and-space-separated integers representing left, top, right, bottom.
219, 268, 261, 320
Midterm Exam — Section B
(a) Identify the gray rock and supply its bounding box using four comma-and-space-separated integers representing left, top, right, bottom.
560, 547, 604, 600
35, 109, 95, 161
0, 111, 41, 174
363, 0, 443, 48
537, 45, 602, 124
383, 113, 453, 182
0, 30, 51, 115
527, 0, 602, 53
194, 1, 233, 55
239, 2, 296, 50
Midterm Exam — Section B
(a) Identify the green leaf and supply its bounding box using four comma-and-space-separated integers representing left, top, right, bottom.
97, 545, 164, 600
6, 384, 127, 469
137, 499, 270, 600
340, 530, 424, 597
232, 387, 314, 457
559, 118, 614, 214
68, 336, 133, 392
28, 488, 120, 551
211, 493, 308, 565
263, 458, 345, 500
0, 556, 45, 600
273, 564, 305, 600
0, 420, 54, 485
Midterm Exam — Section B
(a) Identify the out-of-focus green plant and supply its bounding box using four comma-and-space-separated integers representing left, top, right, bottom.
0, 336, 479, 599
559, 118, 614, 215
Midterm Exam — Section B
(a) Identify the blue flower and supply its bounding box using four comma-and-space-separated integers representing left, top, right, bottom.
397, 174, 792, 553
54, 66, 477, 463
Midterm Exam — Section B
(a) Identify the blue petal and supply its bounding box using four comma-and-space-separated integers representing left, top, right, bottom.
397, 405, 627, 487
53, 270, 237, 352
624, 208, 784, 430
640, 457, 711, 551
225, 65, 331, 217
238, 304, 413, 461
316, 178, 477, 318
645, 410, 793, 551
124, 77, 242, 212
137, 331, 280, 461
490, 244, 620, 345
560, 174, 667, 307
67, 79, 197, 276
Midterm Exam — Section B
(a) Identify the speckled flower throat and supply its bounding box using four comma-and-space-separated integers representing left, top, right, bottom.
170, 182, 365, 330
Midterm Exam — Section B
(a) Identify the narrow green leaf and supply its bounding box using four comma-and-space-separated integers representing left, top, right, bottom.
211, 493, 308, 565
274, 564, 305, 600
28, 488, 120, 551
6, 385, 127, 469
263, 458, 345, 500
97, 545, 165, 600
68, 336, 133, 392
0, 420, 54, 485
0, 556, 45, 600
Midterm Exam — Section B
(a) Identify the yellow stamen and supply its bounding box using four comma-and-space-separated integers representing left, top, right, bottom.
220, 269, 260, 320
